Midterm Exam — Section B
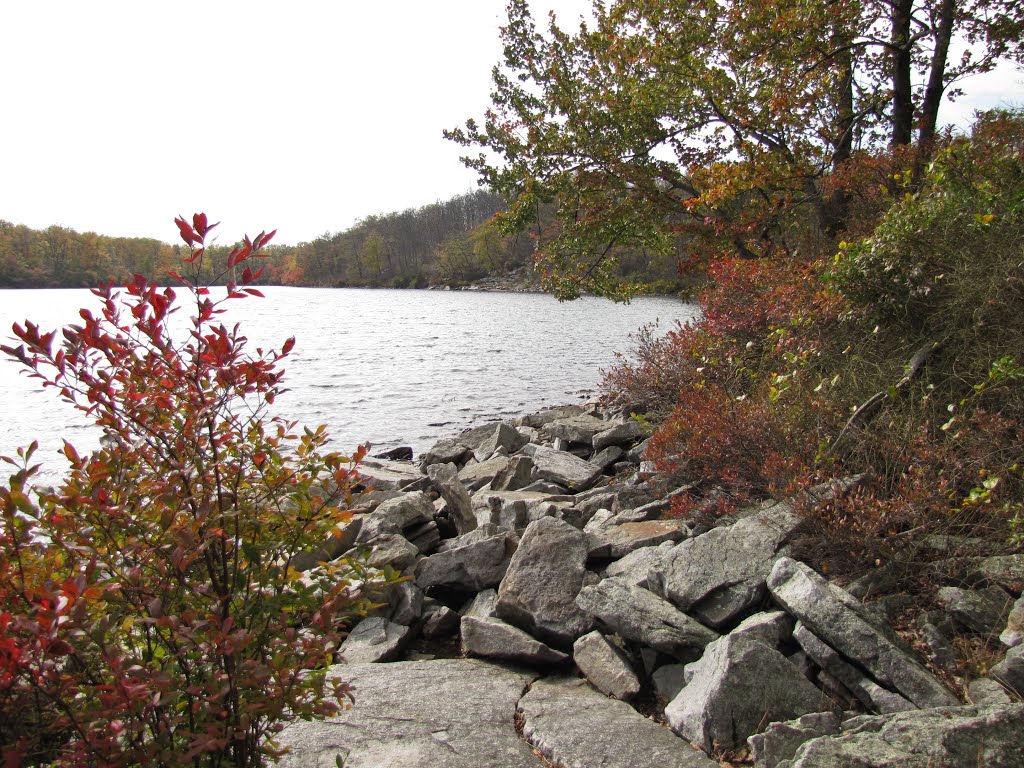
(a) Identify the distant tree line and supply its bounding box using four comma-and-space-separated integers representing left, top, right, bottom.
0, 189, 686, 292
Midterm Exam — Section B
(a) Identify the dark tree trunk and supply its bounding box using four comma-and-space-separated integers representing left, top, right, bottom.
891, 0, 914, 147
823, 46, 856, 237
918, 0, 956, 151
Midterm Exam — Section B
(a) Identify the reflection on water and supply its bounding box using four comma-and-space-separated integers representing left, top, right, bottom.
0, 287, 696, 485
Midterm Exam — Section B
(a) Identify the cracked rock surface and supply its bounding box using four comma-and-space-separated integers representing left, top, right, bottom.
518, 676, 718, 768
276, 659, 540, 768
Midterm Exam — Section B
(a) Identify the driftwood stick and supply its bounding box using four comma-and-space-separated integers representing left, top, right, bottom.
828, 339, 942, 454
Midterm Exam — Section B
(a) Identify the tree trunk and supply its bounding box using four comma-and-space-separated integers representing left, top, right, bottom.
918, 0, 956, 151
891, 0, 914, 147
823, 45, 856, 237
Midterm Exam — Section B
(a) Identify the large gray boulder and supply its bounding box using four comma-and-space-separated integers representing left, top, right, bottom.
770, 561, 954, 708
592, 420, 649, 452
973, 555, 1024, 587
414, 530, 518, 592
517, 403, 590, 428
777, 703, 1024, 767
364, 533, 420, 571
936, 585, 1013, 636
590, 445, 624, 471
649, 505, 801, 629
357, 491, 435, 543
489, 455, 535, 491
603, 541, 676, 586
1002, 593, 1024, 648
496, 516, 594, 649
519, 676, 718, 768
463, 422, 528, 462
471, 489, 569, 529
521, 444, 604, 491
969, 678, 1014, 707
546, 414, 609, 445
768, 557, 958, 709
419, 436, 471, 469
728, 610, 794, 649
664, 634, 834, 753
339, 616, 411, 664
276, 659, 541, 768
576, 578, 719, 657
457, 455, 512, 492
990, 644, 1024, 696
461, 615, 569, 665
572, 631, 642, 701
748, 712, 842, 768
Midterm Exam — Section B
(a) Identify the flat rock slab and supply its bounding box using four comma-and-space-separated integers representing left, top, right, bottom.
779, 703, 1024, 767
358, 459, 427, 491
276, 659, 540, 768
576, 578, 719, 658
587, 519, 690, 560
519, 676, 718, 768
768, 557, 958, 709
461, 615, 570, 666
522, 444, 603, 492
573, 631, 641, 700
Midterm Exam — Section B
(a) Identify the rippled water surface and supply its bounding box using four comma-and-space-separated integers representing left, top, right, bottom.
0, 287, 696, 483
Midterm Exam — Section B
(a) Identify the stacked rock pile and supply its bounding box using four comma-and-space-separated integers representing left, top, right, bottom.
278, 403, 1024, 768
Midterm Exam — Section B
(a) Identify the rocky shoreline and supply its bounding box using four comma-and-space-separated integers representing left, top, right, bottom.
278, 403, 1024, 767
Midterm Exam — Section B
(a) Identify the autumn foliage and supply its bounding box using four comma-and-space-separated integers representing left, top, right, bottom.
0, 215, 387, 767
604, 112, 1024, 568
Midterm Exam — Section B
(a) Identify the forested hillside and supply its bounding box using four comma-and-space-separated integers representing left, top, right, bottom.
1, 188, 684, 291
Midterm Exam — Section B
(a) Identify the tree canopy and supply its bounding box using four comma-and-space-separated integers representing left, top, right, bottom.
446, 0, 1024, 298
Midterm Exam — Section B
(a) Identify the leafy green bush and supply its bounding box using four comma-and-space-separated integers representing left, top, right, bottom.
831, 110, 1024, 409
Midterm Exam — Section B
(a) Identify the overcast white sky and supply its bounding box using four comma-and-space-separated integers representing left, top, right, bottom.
1, 1, 1021, 246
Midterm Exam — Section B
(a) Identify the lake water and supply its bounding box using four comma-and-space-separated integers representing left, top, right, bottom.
0, 287, 696, 485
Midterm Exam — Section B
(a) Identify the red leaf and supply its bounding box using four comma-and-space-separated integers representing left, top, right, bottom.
174, 216, 199, 245
62, 441, 81, 463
